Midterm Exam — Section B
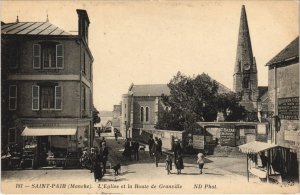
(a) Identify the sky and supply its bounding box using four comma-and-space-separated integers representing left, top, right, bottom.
1, 1, 298, 111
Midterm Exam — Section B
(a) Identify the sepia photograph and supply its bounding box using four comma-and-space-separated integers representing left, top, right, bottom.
1, 0, 299, 194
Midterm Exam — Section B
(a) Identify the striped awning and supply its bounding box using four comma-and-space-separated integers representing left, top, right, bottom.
21, 126, 77, 136
238, 141, 279, 154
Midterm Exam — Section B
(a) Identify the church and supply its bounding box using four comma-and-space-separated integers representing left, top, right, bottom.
233, 5, 269, 119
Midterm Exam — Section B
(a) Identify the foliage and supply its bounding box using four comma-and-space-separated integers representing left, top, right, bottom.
92, 106, 101, 124
155, 72, 247, 131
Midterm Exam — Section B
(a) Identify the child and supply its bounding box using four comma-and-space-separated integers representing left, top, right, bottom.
165, 155, 172, 175
175, 155, 184, 174
197, 152, 205, 174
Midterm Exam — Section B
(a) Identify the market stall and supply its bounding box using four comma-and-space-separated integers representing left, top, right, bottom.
239, 141, 286, 183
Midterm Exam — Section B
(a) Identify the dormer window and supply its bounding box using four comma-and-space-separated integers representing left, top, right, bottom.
33, 42, 64, 69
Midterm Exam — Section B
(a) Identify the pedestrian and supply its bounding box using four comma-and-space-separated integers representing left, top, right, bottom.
133, 141, 140, 161
90, 148, 96, 173
173, 139, 183, 162
148, 136, 154, 157
165, 155, 172, 175
197, 152, 205, 174
175, 155, 184, 174
94, 150, 103, 182
114, 130, 118, 141
152, 140, 160, 167
158, 138, 163, 156
123, 139, 131, 160
102, 142, 109, 174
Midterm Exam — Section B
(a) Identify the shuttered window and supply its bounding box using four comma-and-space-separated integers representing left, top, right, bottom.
55, 86, 62, 110
56, 44, 64, 69
32, 85, 40, 110
9, 85, 17, 110
33, 44, 41, 69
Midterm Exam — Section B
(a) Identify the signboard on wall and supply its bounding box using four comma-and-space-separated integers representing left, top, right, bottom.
220, 124, 236, 146
278, 97, 299, 120
257, 124, 267, 134
193, 135, 204, 149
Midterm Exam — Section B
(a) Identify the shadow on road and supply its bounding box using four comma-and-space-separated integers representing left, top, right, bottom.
204, 172, 224, 176
119, 171, 135, 176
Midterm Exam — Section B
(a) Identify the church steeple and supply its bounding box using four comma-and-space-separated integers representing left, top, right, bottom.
233, 5, 258, 102
234, 5, 254, 74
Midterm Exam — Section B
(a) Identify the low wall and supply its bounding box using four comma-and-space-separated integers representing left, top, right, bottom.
132, 129, 185, 150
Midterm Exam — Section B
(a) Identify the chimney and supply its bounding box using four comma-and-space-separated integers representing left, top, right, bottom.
76, 9, 90, 44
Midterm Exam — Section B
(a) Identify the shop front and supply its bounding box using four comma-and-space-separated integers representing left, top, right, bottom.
21, 126, 80, 168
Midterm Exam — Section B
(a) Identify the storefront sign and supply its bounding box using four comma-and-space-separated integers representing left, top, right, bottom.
220, 124, 236, 146
193, 135, 204, 149
278, 97, 299, 120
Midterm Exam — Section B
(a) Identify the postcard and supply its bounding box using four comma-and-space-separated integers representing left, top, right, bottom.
1, 0, 299, 194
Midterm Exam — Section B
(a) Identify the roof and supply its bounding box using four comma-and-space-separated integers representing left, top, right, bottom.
258, 86, 268, 99
266, 37, 299, 66
239, 141, 281, 154
130, 84, 171, 97
1, 22, 71, 36
21, 127, 76, 136
215, 81, 232, 94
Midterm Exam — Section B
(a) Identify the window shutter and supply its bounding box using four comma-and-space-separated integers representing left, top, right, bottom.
32, 85, 39, 110
56, 44, 64, 69
33, 44, 41, 69
9, 85, 17, 110
55, 86, 62, 110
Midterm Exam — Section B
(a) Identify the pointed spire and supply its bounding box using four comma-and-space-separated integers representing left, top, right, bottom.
234, 5, 254, 73
16, 15, 19, 23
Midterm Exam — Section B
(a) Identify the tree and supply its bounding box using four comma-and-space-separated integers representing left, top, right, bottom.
155, 72, 246, 131
92, 106, 101, 125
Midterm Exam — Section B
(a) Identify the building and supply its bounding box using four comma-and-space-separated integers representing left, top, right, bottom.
112, 104, 121, 133
266, 36, 299, 180
1, 10, 94, 166
233, 5, 268, 115
120, 84, 171, 138
121, 82, 231, 138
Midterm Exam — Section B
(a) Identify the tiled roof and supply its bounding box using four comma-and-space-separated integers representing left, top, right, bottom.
266, 37, 299, 66
258, 86, 268, 100
1, 22, 71, 36
130, 84, 171, 97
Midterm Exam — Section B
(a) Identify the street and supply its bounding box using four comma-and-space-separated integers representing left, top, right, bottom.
2, 136, 298, 194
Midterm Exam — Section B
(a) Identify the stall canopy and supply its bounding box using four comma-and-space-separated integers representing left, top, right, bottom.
239, 141, 279, 154
21, 127, 77, 136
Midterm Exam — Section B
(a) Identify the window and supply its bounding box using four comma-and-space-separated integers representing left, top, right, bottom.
8, 128, 16, 143
8, 42, 20, 69
83, 52, 86, 74
140, 107, 144, 122
9, 85, 17, 110
33, 43, 64, 69
82, 86, 86, 111
32, 84, 62, 110
125, 104, 126, 109
145, 107, 149, 122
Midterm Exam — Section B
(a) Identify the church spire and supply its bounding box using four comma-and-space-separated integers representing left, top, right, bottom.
234, 5, 254, 74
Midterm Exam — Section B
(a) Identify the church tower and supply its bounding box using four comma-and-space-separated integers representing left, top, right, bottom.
233, 5, 258, 105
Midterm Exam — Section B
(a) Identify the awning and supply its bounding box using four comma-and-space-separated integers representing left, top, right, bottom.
21, 126, 77, 136
238, 141, 279, 154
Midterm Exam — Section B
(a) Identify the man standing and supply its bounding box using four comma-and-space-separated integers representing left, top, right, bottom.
148, 136, 154, 157
173, 139, 183, 162
102, 142, 109, 174
158, 138, 163, 156
152, 140, 160, 167
133, 141, 140, 161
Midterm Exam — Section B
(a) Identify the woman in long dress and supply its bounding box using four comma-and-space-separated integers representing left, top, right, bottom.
94, 151, 103, 182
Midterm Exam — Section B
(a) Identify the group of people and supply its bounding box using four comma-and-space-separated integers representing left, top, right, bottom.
122, 138, 140, 161
148, 137, 205, 175
80, 137, 109, 182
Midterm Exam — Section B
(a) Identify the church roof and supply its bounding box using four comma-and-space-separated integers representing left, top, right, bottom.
1, 21, 71, 36
258, 86, 268, 100
130, 84, 170, 97
266, 37, 299, 66
215, 81, 232, 94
